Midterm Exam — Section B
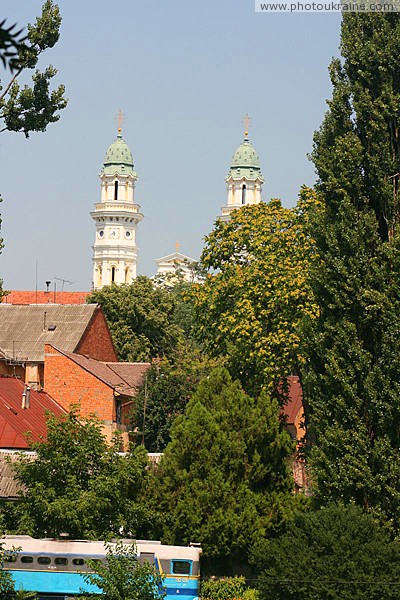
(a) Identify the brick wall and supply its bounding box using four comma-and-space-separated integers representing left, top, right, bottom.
76, 308, 117, 362
44, 345, 116, 421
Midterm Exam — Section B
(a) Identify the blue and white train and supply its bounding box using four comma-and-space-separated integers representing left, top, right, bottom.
2, 535, 202, 600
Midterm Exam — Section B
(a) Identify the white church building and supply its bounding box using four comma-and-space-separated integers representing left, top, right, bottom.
91, 118, 264, 288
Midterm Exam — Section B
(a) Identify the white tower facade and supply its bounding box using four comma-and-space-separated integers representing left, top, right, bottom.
91, 128, 143, 289
220, 126, 264, 222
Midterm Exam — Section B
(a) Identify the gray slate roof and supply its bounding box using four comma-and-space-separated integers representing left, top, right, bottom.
0, 304, 98, 363
0, 452, 32, 499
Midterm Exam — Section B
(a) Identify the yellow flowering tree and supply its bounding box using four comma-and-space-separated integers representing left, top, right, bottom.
192, 187, 320, 395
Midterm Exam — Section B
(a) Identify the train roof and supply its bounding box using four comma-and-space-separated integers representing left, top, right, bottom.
2, 536, 202, 560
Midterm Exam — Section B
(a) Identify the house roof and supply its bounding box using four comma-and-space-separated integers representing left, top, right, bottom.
0, 304, 99, 362
155, 251, 196, 265
282, 376, 303, 424
2, 291, 89, 305
0, 378, 67, 449
60, 350, 150, 397
0, 451, 33, 498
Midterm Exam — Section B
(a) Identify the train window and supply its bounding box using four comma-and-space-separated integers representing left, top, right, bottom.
172, 560, 191, 575
21, 556, 34, 563
4, 555, 17, 563
72, 558, 86, 566
38, 557, 51, 565
55, 557, 68, 566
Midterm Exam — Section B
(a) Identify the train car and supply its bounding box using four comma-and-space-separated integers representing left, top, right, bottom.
2, 535, 202, 600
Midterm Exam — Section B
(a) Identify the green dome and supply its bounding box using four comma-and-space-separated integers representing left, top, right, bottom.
102, 132, 136, 176
227, 136, 264, 181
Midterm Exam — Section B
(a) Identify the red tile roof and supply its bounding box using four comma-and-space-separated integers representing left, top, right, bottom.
0, 378, 67, 449
2, 291, 89, 305
281, 376, 303, 424
60, 350, 150, 397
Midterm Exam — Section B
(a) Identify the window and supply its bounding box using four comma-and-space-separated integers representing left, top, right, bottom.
38, 556, 51, 565
55, 557, 68, 566
116, 398, 122, 424
114, 181, 118, 200
4, 554, 17, 563
21, 556, 33, 563
72, 558, 85, 566
111, 266, 116, 283
242, 184, 247, 205
172, 560, 191, 575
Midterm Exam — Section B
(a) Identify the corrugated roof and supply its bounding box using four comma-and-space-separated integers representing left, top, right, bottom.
60, 351, 150, 397
2, 291, 89, 305
0, 378, 67, 449
0, 304, 98, 362
0, 451, 33, 498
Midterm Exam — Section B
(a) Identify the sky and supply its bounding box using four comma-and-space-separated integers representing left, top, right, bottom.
0, 1, 341, 292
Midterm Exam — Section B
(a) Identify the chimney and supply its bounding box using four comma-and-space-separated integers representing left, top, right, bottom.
22, 385, 31, 409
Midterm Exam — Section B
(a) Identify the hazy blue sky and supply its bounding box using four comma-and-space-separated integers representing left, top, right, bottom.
0, 1, 341, 291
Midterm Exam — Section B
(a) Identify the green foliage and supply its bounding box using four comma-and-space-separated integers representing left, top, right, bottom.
81, 540, 165, 600
302, 14, 400, 528
201, 577, 258, 600
151, 368, 294, 569
0, 19, 26, 72
132, 351, 220, 452
9, 409, 154, 540
253, 504, 400, 600
0, 1, 67, 137
87, 276, 196, 362
192, 192, 320, 395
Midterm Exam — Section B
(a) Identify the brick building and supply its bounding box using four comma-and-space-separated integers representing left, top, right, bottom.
0, 304, 117, 389
44, 345, 150, 445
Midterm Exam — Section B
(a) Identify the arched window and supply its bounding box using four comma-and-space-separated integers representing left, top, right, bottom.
114, 181, 118, 200
97, 265, 102, 287
111, 266, 116, 283
125, 267, 130, 284
242, 184, 247, 205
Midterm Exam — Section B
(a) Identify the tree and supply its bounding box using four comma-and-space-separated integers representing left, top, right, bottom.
82, 540, 165, 600
253, 504, 400, 600
191, 191, 319, 396
0, 1, 67, 137
301, 14, 400, 528
0, 19, 26, 72
151, 368, 295, 572
87, 276, 195, 362
10, 409, 153, 540
131, 350, 220, 452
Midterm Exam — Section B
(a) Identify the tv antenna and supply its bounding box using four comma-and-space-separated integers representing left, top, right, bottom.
53, 277, 74, 292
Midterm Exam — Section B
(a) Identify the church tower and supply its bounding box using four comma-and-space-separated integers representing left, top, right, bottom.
220, 115, 264, 221
91, 121, 143, 289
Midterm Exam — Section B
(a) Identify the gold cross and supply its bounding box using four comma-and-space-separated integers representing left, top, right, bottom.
115, 109, 125, 134
175, 240, 181, 252
242, 113, 252, 137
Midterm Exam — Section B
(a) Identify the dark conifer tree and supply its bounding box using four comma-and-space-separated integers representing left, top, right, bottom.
303, 14, 400, 527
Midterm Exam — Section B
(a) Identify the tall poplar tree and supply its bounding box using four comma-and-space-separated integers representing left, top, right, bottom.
303, 14, 400, 527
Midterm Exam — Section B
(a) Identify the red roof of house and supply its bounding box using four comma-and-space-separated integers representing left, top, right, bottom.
60, 350, 150, 397
0, 378, 67, 449
281, 376, 303, 424
2, 291, 89, 305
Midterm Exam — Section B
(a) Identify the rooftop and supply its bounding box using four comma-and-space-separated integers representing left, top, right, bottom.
0, 304, 99, 362
0, 378, 67, 449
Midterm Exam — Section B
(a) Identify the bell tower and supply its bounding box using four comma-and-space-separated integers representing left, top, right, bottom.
220, 114, 264, 221
91, 115, 143, 289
